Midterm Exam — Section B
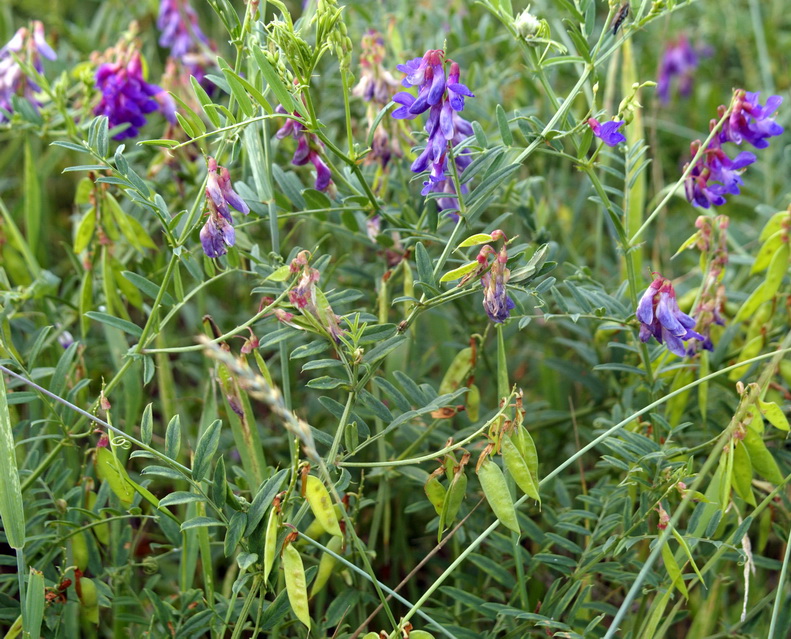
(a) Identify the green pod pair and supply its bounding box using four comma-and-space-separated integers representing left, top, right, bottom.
501, 431, 540, 503
304, 475, 343, 537
438, 471, 467, 541
478, 458, 520, 534
309, 535, 343, 598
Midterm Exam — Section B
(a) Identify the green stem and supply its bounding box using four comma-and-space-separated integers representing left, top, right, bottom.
326, 391, 356, 467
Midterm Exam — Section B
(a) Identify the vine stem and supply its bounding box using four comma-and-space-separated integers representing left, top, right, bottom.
393, 342, 791, 630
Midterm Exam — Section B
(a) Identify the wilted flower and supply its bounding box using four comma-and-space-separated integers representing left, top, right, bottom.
199, 157, 249, 258
476, 232, 514, 324
657, 35, 707, 104
587, 117, 626, 147
275, 105, 333, 191
720, 90, 784, 149
0, 21, 56, 122
392, 50, 475, 219
94, 51, 176, 140
636, 275, 703, 356
287, 251, 345, 342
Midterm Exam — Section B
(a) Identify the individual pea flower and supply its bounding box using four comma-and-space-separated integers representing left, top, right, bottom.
94, 50, 176, 140
657, 35, 707, 104
275, 105, 333, 191
0, 21, 56, 122
199, 157, 249, 258
719, 90, 784, 149
396, 49, 447, 116
636, 274, 704, 356
683, 138, 756, 209
287, 251, 345, 342
587, 117, 626, 147
477, 231, 515, 324
157, 0, 208, 59
352, 30, 400, 105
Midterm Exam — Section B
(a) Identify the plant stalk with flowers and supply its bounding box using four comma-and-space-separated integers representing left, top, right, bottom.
1, 2, 790, 639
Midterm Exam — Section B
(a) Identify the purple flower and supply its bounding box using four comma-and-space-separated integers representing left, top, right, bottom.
636, 275, 703, 356
200, 157, 248, 258
275, 105, 333, 191
588, 118, 626, 147
287, 251, 345, 342
720, 90, 784, 149
200, 210, 235, 258
352, 31, 400, 105
157, 0, 208, 59
0, 21, 56, 122
393, 50, 475, 218
657, 36, 706, 104
479, 241, 515, 324
206, 156, 249, 221
94, 52, 175, 140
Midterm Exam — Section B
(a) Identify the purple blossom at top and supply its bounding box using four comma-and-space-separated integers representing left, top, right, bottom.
587, 117, 626, 147
392, 51, 475, 220
0, 22, 56, 122
157, 0, 208, 58
200, 157, 249, 258
657, 35, 707, 104
275, 105, 333, 191
636, 275, 703, 356
684, 89, 782, 208
94, 51, 176, 140
720, 90, 784, 149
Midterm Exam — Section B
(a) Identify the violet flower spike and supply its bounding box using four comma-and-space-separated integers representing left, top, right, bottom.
636, 275, 703, 356
206, 157, 249, 221
0, 22, 56, 122
157, 0, 209, 59
657, 35, 704, 104
588, 118, 627, 147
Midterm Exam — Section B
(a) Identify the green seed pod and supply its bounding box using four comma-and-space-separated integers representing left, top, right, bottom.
438, 470, 467, 541
424, 476, 446, 516
71, 531, 89, 572
309, 535, 342, 598
466, 384, 481, 422
283, 544, 311, 630
743, 428, 784, 484
410, 632, 436, 639
439, 347, 474, 395
303, 475, 342, 537
502, 434, 540, 502
731, 441, 755, 506
95, 446, 134, 506
86, 491, 109, 545
512, 425, 540, 488
76, 575, 98, 609
262, 507, 278, 584
478, 458, 520, 534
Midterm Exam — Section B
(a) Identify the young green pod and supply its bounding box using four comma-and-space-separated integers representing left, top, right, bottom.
731, 441, 755, 506
0, 374, 25, 550
95, 445, 134, 506
262, 507, 279, 584
71, 531, 90, 572
283, 543, 311, 630
512, 425, 540, 487
743, 427, 784, 484
86, 491, 109, 545
410, 632, 436, 639
439, 347, 474, 395
502, 434, 540, 502
466, 384, 481, 422
303, 475, 342, 537
438, 470, 467, 541
477, 458, 520, 534
76, 574, 99, 609
424, 476, 446, 516
309, 535, 342, 598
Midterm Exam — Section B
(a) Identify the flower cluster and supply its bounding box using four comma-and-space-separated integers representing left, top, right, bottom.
392, 49, 475, 220
94, 50, 176, 140
199, 157, 249, 258
157, 0, 214, 88
685, 90, 783, 208
0, 22, 56, 122
587, 117, 626, 147
476, 231, 515, 324
284, 251, 345, 342
636, 275, 703, 356
352, 30, 402, 168
657, 35, 707, 104
275, 106, 332, 191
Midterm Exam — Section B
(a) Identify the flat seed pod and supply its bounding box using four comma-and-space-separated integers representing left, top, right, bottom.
439, 347, 474, 395
262, 507, 278, 584
309, 535, 342, 598
283, 544, 311, 630
502, 434, 540, 502
512, 425, 540, 487
95, 446, 134, 506
303, 475, 342, 537
424, 476, 447, 516
478, 458, 520, 534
